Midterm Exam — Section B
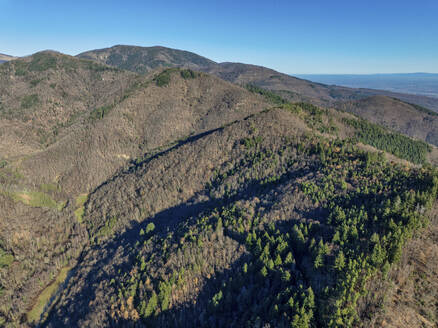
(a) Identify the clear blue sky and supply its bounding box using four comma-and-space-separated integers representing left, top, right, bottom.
1, 0, 437, 74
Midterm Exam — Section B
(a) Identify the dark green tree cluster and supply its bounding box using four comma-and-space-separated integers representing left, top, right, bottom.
180, 69, 198, 79
245, 84, 288, 105
153, 68, 182, 87
343, 117, 431, 164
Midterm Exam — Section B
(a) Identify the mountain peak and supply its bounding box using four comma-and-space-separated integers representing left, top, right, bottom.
77, 44, 217, 75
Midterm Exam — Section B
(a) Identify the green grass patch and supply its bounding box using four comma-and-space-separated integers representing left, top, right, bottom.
75, 193, 88, 207
0, 248, 14, 269
12, 191, 59, 209
74, 207, 85, 223
57, 201, 67, 211
74, 194, 88, 223
27, 266, 71, 324
40, 183, 58, 193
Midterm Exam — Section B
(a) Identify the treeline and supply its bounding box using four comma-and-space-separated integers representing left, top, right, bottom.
245, 85, 339, 136
245, 84, 288, 105
154, 68, 199, 87
247, 83, 433, 165
343, 117, 431, 164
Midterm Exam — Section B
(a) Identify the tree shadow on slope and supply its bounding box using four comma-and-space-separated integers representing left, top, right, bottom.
122, 253, 252, 328
40, 144, 316, 328
122, 218, 322, 328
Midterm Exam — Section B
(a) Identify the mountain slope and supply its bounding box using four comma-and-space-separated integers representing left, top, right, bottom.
335, 95, 438, 146
0, 56, 271, 326
42, 106, 438, 328
209, 63, 438, 111
17, 67, 270, 194
75, 45, 438, 148
76, 45, 438, 112
0, 48, 437, 328
0, 51, 138, 156
77, 45, 217, 75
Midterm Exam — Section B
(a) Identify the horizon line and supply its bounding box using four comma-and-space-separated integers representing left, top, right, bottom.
2, 47, 438, 76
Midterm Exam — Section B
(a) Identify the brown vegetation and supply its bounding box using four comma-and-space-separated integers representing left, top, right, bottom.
0, 47, 437, 328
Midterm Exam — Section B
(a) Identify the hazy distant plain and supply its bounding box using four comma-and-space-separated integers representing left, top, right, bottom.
296, 73, 438, 98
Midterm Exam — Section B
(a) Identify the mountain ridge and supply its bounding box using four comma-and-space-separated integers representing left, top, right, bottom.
77, 45, 217, 75
0, 53, 16, 64
76, 44, 438, 111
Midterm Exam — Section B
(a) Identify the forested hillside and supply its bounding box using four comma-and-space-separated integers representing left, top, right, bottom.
44, 105, 438, 327
78, 45, 217, 75
0, 55, 270, 326
0, 48, 437, 328
336, 96, 438, 147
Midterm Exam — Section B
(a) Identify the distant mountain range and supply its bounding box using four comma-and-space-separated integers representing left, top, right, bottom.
77, 45, 438, 112
76, 45, 438, 147
296, 73, 438, 98
0, 53, 15, 64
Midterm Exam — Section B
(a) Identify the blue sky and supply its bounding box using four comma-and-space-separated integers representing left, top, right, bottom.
1, 0, 437, 74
